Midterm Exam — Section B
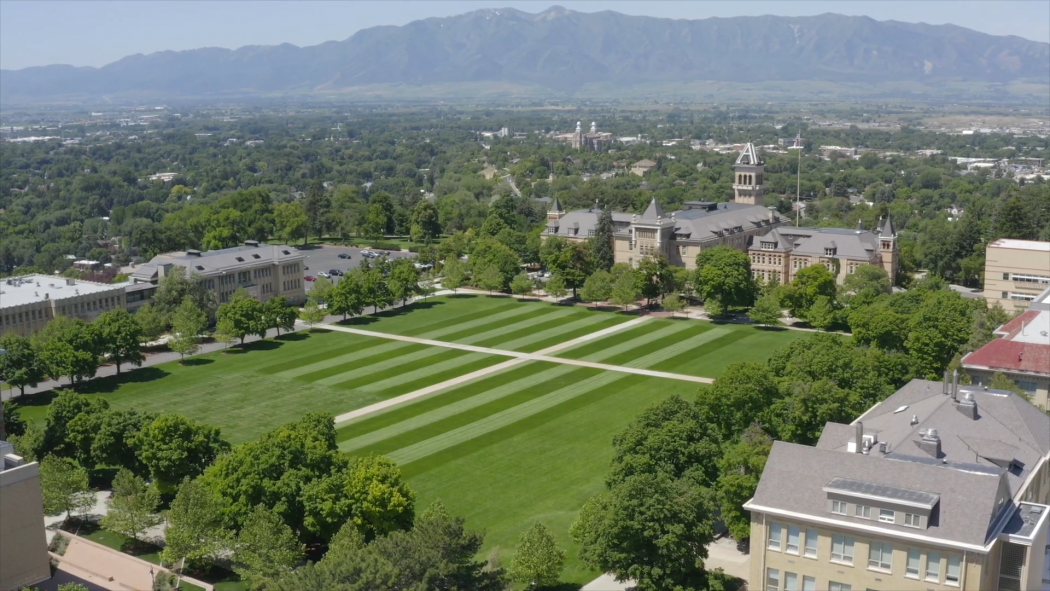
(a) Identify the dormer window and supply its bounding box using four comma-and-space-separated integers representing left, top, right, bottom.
878, 508, 895, 523
824, 247, 837, 256
761, 241, 776, 250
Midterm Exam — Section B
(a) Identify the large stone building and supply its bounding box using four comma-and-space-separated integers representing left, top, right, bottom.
130, 241, 307, 305
964, 285, 1050, 409
555, 121, 614, 152
748, 217, 898, 285
0, 275, 128, 337
983, 239, 1050, 312
746, 377, 1050, 591
0, 440, 50, 591
543, 143, 790, 269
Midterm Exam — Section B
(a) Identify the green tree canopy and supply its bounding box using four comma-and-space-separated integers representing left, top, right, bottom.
330, 270, 366, 319
162, 478, 232, 568
580, 270, 613, 307
0, 333, 45, 395
133, 303, 168, 343
544, 273, 568, 301
783, 264, 837, 319
388, 259, 420, 306
102, 469, 161, 543
217, 288, 267, 344
133, 414, 230, 494
695, 246, 755, 315
94, 308, 144, 374
40, 455, 95, 524
233, 504, 305, 587
302, 454, 416, 542
509, 522, 565, 588
590, 208, 615, 271
747, 293, 783, 326
264, 295, 298, 336
169, 295, 208, 361
716, 426, 773, 541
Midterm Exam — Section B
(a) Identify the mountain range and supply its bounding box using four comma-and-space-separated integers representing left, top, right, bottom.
2, 6, 1048, 102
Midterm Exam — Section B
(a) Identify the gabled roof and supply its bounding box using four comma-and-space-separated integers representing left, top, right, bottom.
880, 215, 896, 238
640, 197, 664, 220
735, 142, 763, 166
631, 159, 657, 168
548, 196, 564, 213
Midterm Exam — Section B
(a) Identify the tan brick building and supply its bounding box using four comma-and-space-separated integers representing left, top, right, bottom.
130, 241, 307, 305
0, 440, 51, 591
746, 378, 1050, 591
0, 275, 128, 337
747, 217, 898, 286
983, 239, 1050, 312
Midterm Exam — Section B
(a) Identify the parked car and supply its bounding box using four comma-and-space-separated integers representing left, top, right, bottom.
329, 269, 344, 277
361, 250, 378, 258
318, 271, 330, 278
304, 275, 317, 282
337, 253, 352, 259
414, 262, 433, 270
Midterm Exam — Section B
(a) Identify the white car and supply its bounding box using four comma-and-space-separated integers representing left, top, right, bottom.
318, 271, 331, 278
361, 250, 378, 258
414, 262, 433, 270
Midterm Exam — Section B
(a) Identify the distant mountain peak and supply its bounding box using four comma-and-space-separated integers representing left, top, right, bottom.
1, 9, 1046, 102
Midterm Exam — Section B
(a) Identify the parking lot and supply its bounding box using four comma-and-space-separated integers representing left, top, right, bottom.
300, 245, 416, 290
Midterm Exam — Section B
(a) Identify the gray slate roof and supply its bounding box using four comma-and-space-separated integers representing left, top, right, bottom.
851, 379, 1050, 497
132, 244, 304, 282
757, 227, 880, 260
752, 440, 1011, 547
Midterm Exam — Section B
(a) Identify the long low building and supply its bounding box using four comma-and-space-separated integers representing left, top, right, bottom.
0, 275, 127, 337
964, 285, 1050, 409
130, 241, 307, 305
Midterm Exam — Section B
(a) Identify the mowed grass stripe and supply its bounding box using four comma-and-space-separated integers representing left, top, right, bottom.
386, 370, 626, 465
517, 314, 632, 353
354, 352, 494, 393
353, 366, 597, 457
553, 320, 670, 359
580, 322, 695, 363
354, 356, 510, 406
257, 335, 379, 375
335, 362, 549, 440
454, 307, 579, 345
339, 363, 580, 452
621, 327, 732, 369
479, 312, 612, 351
416, 305, 538, 340
308, 346, 448, 386
279, 340, 413, 378
648, 329, 755, 375
394, 300, 520, 336
431, 307, 562, 343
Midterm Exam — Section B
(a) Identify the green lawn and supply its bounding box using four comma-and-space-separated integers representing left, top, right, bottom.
21, 330, 503, 444
335, 360, 704, 583
554, 317, 811, 378
343, 294, 634, 353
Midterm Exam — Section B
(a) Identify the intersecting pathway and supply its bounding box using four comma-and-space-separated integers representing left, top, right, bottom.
322, 316, 714, 425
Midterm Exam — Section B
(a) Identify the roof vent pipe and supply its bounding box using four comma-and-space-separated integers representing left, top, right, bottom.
854, 421, 864, 454
943, 369, 950, 395
951, 369, 959, 401
911, 414, 919, 426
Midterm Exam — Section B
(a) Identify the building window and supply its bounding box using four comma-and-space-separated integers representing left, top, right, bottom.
766, 568, 780, 591
768, 522, 782, 551
855, 505, 871, 519
786, 525, 800, 555
926, 551, 941, 582
831, 534, 854, 565
784, 572, 798, 591
802, 576, 816, 591
906, 548, 921, 578
946, 555, 961, 586
804, 529, 818, 558
904, 513, 920, 528
868, 541, 892, 571
831, 500, 847, 515
1003, 273, 1010, 280
878, 509, 894, 523
829, 582, 851, 591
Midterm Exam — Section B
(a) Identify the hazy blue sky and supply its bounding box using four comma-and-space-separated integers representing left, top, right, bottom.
2, 1, 1047, 70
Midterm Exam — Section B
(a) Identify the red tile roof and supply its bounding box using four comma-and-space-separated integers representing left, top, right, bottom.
964, 338, 1050, 375
995, 310, 1042, 339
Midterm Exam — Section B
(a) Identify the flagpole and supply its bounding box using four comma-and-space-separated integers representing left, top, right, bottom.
795, 128, 801, 227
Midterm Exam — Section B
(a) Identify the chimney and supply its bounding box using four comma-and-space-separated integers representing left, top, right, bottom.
65, 278, 76, 286
918, 428, 941, 458
911, 414, 919, 426
951, 369, 959, 401
955, 391, 978, 420
855, 421, 864, 454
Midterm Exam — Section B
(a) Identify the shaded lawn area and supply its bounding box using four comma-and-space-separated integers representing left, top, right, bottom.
17, 330, 502, 444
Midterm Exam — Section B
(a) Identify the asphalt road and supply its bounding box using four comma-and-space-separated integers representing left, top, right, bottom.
301, 245, 416, 290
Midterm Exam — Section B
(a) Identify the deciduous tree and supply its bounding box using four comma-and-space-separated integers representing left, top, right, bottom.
695, 246, 754, 316
233, 505, 305, 587
302, 454, 415, 542
0, 333, 45, 395
217, 289, 267, 344
40, 456, 95, 525
388, 259, 420, 306
169, 296, 207, 361
330, 270, 366, 319
662, 292, 686, 318
609, 269, 641, 311
477, 264, 506, 294
95, 309, 144, 374
716, 426, 773, 541
509, 523, 564, 588
299, 302, 327, 329
102, 469, 161, 543
264, 296, 298, 336
510, 271, 533, 298
442, 258, 467, 294
580, 270, 613, 307
162, 478, 232, 568
748, 293, 783, 326
134, 303, 168, 343
133, 414, 230, 494
544, 273, 567, 301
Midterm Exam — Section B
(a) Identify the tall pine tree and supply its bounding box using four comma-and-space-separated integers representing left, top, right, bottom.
591, 208, 615, 271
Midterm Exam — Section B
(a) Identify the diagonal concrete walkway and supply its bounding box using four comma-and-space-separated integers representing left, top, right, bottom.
324, 316, 714, 426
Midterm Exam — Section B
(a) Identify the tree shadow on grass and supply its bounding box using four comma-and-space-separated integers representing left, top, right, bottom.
78, 367, 172, 394
755, 325, 789, 331
277, 332, 309, 341
448, 293, 478, 299
181, 357, 216, 365
340, 300, 444, 326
